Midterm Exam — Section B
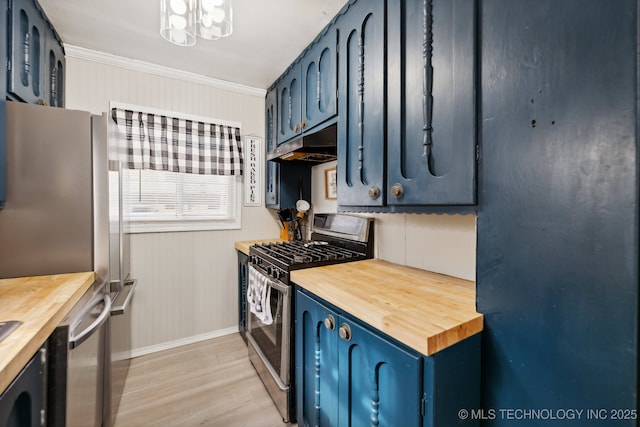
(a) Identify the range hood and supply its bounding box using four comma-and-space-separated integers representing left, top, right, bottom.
267, 123, 337, 164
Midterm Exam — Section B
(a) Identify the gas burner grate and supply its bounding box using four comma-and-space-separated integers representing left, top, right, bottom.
254, 241, 365, 267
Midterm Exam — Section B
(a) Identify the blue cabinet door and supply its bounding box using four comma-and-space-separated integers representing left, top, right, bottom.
7, 0, 46, 104
295, 290, 340, 427
337, 316, 422, 427
265, 88, 278, 155
237, 251, 248, 343
265, 160, 280, 208
44, 28, 65, 108
301, 25, 338, 134
8, 0, 64, 108
387, 0, 477, 206
277, 63, 302, 145
265, 88, 280, 208
296, 289, 422, 427
0, 347, 46, 427
336, 0, 386, 207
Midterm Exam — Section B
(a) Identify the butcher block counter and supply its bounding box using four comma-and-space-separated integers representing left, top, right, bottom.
291, 259, 483, 356
235, 238, 283, 255
0, 272, 95, 395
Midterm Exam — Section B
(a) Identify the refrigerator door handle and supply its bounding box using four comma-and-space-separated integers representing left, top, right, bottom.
69, 294, 111, 349
111, 279, 136, 316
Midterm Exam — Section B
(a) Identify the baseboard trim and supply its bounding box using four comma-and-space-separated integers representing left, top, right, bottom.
128, 326, 240, 359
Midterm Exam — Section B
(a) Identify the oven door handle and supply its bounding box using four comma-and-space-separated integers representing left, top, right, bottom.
266, 278, 289, 295
247, 333, 289, 391
251, 266, 289, 295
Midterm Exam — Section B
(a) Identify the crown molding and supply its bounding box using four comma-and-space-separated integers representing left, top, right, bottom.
64, 45, 266, 98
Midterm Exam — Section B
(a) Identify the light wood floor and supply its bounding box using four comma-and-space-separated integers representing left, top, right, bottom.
113, 333, 294, 427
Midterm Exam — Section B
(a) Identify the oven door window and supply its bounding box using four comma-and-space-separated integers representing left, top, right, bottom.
250, 284, 284, 373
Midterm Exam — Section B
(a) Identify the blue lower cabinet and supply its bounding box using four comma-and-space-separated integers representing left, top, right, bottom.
423, 334, 481, 427
0, 347, 46, 427
237, 251, 248, 343
296, 288, 340, 427
337, 315, 422, 427
295, 289, 421, 427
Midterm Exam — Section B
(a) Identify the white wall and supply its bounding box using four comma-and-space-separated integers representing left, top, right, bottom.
64, 50, 280, 355
312, 161, 476, 281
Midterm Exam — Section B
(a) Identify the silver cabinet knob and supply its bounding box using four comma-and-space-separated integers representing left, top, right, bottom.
338, 324, 352, 341
324, 315, 336, 331
368, 187, 380, 200
390, 183, 404, 199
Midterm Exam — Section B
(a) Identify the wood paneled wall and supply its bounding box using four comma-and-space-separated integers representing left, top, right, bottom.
64, 50, 279, 355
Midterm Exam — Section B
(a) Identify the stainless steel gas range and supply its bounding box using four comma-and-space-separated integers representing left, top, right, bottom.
246, 213, 374, 423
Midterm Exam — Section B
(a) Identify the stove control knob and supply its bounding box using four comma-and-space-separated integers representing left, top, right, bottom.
272, 268, 281, 280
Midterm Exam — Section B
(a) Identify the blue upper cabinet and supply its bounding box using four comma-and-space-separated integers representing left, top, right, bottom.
276, 25, 339, 147
301, 25, 338, 134
7, 0, 65, 107
295, 289, 422, 427
8, 0, 45, 104
265, 87, 278, 155
277, 62, 302, 145
45, 29, 65, 108
265, 88, 279, 207
386, 0, 477, 207
336, 0, 386, 207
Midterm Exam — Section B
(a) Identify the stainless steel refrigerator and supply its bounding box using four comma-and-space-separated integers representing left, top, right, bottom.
0, 101, 124, 427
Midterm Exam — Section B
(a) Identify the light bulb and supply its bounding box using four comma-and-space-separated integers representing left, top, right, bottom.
211, 8, 225, 23
201, 0, 215, 12
172, 31, 187, 44
169, 14, 187, 30
201, 14, 213, 28
170, 0, 187, 15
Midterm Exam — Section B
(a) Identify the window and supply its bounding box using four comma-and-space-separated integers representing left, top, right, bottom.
109, 102, 243, 233
123, 169, 241, 232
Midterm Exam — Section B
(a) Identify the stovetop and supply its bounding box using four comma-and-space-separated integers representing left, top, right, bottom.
249, 214, 374, 282
251, 240, 367, 269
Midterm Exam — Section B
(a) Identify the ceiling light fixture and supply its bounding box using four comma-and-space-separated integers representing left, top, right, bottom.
160, 0, 233, 46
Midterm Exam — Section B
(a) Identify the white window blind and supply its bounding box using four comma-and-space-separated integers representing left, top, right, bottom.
123, 169, 241, 232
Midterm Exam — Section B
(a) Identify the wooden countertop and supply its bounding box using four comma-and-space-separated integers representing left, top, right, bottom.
0, 272, 95, 394
291, 259, 483, 356
235, 238, 283, 255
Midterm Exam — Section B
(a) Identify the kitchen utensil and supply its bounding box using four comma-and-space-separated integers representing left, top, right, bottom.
296, 199, 310, 215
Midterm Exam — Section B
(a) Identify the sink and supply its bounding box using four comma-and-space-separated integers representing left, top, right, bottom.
0, 320, 22, 343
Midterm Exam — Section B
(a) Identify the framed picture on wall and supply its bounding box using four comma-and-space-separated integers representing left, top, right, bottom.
324, 167, 337, 200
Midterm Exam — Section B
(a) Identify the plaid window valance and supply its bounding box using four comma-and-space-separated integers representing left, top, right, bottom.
110, 108, 243, 176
